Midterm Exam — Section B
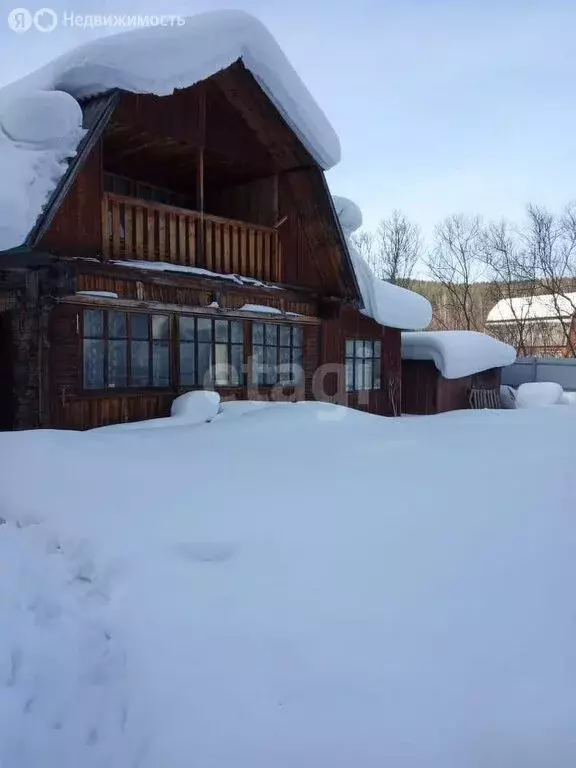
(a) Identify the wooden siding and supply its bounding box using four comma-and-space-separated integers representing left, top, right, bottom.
320, 304, 401, 416
40, 140, 103, 257
402, 361, 502, 415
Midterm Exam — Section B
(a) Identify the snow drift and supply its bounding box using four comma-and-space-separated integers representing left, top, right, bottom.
401, 330, 517, 379
332, 196, 432, 331
0, 10, 340, 251
516, 381, 564, 408
1, 402, 575, 767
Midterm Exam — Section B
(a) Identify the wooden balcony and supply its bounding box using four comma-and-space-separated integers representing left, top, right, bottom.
101, 192, 283, 283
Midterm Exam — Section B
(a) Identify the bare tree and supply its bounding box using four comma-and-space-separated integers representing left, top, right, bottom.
426, 214, 486, 330
352, 211, 421, 285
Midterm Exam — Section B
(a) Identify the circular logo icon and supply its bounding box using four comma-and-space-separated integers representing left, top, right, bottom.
8, 7, 32, 32
33, 7, 57, 32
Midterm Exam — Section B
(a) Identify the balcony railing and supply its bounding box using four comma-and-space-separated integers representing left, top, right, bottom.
101, 192, 282, 283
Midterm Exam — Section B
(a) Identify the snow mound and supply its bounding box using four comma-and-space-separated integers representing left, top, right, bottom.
170, 390, 221, 419
500, 384, 517, 409
401, 330, 517, 379
0, 90, 82, 145
333, 196, 432, 330
560, 391, 576, 405
516, 382, 564, 408
1, 404, 576, 765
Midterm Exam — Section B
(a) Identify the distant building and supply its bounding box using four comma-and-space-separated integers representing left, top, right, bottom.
485, 293, 576, 358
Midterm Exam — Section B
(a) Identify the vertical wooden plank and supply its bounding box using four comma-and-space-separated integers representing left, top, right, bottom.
112, 201, 121, 259
276, 237, 283, 283
256, 230, 264, 280
101, 198, 110, 260
205, 219, 213, 270
124, 203, 133, 257
179, 215, 186, 264
263, 232, 271, 281
223, 224, 231, 273
248, 229, 256, 277
147, 208, 155, 260
196, 143, 205, 266
231, 226, 239, 274
239, 226, 247, 275
169, 214, 177, 262
158, 210, 166, 260
188, 217, 196, 266
135, 206, 144, 259
214, 221, 222, 272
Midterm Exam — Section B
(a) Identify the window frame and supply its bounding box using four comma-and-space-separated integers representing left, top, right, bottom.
177, 316, 245, 389
82, 308, 172, 392
345, 338, 382, 392
251, 322, 304, 387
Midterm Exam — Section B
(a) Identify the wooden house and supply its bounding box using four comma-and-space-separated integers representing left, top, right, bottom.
0, 13, 431, 430
401, 331, 516, 415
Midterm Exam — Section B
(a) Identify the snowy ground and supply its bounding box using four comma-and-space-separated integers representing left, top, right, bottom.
0, 402, 575, 767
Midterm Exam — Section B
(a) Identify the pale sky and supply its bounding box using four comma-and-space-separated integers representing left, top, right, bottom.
1, 0, 576, 236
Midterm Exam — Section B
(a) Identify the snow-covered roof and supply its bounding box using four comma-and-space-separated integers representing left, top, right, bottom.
0, 10, 340, 252
486, 293, 576, 323
401, 330, 517, 379
332, 196, 432, 330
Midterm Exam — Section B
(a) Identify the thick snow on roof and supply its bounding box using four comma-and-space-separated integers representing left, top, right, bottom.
332, 196, 432, 330
402, 330, 517, 379
0, 10, 340, 252
1, 403, 576, 766
486, 292, 576, 323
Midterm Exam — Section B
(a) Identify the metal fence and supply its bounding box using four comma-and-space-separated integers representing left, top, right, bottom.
502, 357, 576, 391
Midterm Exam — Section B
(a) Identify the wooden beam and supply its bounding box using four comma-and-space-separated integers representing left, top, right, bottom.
196, 86, 206, 267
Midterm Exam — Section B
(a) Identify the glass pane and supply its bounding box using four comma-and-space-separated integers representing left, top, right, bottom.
108, 311, 127, 339
252, 323, 264, 345
345, 339, 354, 358
231, 321, 244, 344
292, 347, 303, 384
152, 341, 170, 387
179, 342, 196, 386
279, 325, 291, 347
197, 342, 213, 388
152, 315, 170, 340
252, 344, 264, 385
84, 309, 103, 338
179, 316, 195, 341
355, 360, 365, 390
292, 326, 303, 348
214, 343, 230, 386
356, 341, 371, 359
374, 340, 381, 360
374, 364, 381, 389
231, 344, 244, 386
265, 324, 278, 346
364, 360, 374, 390
264, 346, 277, 385
108, 340, 127, 388
131, 314, 149, 341
130, 340, 149, 386
197, 318, 212, 343
278, 346, 292, 384
83, 339, 104, 389
346, 359, 354, 391
214, 320, 229, 343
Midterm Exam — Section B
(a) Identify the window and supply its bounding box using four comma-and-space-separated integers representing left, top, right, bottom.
179, 317, 244, 387
252, 323, 303, 385
345, 339, 381, 391
83, 309, 171, 390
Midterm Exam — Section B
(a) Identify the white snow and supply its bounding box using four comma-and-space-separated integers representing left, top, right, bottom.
401, 330, 517, 379
111, 260, 283, 289
516, 381, 564, 408
0, 11, 340, 252
76, 291, 119, 299
486, 292, 576, 322
0, 91, 84, 251
332, 196, 432, 330
238, 303, 302, 317
500, 384, 517, 409
1, 402, 575, 766
170, 390, 221, 420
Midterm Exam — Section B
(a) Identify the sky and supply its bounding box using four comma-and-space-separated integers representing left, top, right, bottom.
1, 0, 576, 238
